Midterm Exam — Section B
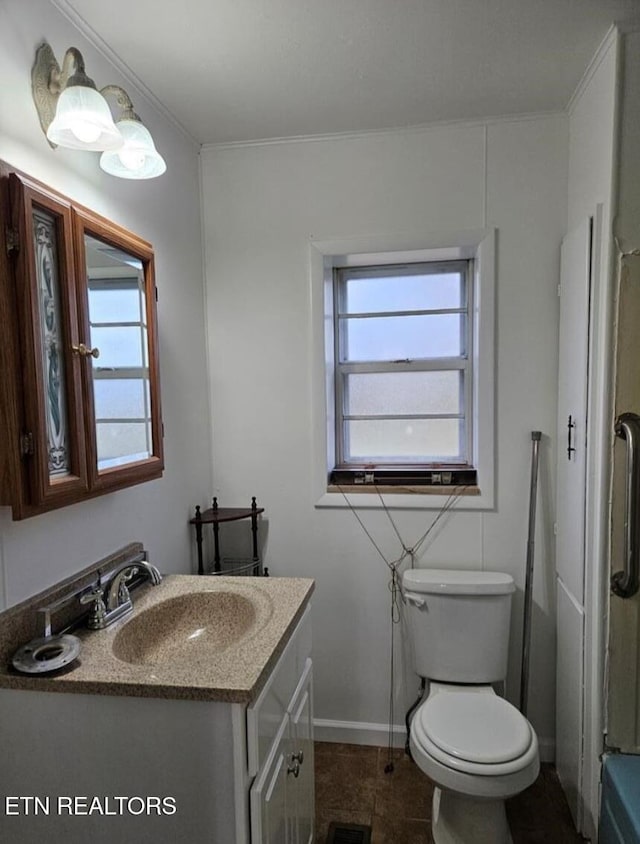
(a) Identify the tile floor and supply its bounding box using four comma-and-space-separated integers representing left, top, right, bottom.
315, 742, 588, 844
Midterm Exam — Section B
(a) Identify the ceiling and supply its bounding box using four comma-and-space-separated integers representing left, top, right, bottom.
60, 0, 639, 146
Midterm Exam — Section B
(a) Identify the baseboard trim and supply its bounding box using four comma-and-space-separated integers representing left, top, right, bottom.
314, 718, 555, 763
314, 718, 406, 748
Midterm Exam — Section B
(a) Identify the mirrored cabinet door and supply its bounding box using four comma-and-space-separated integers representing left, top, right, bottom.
73, 208, 163, 492
8, 172, 89, 511
0, 162, 163, 519
86, 240, 152, 471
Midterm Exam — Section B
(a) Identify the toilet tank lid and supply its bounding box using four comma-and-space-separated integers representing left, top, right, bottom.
402, 568, 515, 595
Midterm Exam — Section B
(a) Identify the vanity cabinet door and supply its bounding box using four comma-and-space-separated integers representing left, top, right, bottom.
6, 172, 89, 514
247, 607, 312, 776
248, 612, 315, 844
250, 714, 293, 844
289, 660, 314, 844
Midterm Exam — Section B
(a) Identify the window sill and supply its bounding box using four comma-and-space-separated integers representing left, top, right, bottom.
315, 485, 492, 511
326, 484, 480, 496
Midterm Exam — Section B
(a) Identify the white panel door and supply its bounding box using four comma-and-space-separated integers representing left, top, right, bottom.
556, 217, 591, 604
555, 217, 592, 829
556, 579, 585, 824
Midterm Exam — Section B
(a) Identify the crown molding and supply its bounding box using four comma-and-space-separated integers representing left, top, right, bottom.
201, 110, 566, 153
566, 24, 620, 116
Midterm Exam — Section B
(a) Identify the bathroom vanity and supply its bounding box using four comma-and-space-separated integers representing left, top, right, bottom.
0, 554, 314, 844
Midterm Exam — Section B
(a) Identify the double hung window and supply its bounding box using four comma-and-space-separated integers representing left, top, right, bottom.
331, 260, 476, 485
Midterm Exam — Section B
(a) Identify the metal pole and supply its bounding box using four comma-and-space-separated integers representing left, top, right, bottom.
520, 431, 542, 717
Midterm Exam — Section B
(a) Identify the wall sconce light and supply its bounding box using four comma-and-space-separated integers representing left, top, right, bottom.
31, 42, 166, 180
99, 86, 166, 179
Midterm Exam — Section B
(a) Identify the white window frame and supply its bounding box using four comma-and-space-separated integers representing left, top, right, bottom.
333, 260, 474, 471
309, 229, 496, 510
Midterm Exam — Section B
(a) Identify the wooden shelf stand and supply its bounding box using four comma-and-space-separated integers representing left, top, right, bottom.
190, 496, 265, 576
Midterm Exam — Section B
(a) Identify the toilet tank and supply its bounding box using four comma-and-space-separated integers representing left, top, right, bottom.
402, 569, 515, 684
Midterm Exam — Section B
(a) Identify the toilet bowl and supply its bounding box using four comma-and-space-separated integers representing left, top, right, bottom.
409, 683, 539, 844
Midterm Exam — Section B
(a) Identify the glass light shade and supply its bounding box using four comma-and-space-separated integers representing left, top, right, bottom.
46, 84, 124, 151
99, 119, 167, 180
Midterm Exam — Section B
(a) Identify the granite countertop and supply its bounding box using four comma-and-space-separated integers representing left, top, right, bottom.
0, 574, 314, 704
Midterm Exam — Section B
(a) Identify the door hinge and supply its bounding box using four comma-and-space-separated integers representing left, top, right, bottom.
5, 226, 19, 255
19, 432, 34, 457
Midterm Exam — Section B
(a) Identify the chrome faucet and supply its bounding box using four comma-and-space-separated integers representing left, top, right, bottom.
107, 560, 162, 611
81, 558, 162, 630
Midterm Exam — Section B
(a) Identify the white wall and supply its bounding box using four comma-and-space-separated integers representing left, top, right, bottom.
566, 28, 619, 839
0, 0, 211, 606
201, 115, 567, 753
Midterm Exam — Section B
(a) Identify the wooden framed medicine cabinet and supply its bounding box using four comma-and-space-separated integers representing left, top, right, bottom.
0, 162, 163, 520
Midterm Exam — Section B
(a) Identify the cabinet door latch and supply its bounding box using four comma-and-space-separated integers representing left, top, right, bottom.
20, 432, 34, 457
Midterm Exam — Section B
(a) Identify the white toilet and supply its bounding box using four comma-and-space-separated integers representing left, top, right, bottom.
402, 568, 539, 844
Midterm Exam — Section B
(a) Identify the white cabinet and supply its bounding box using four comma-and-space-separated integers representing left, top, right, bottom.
251, 715, 294, 843
0, 605, 314, 844
249, 657, 314, 844
248, 605, 314, 844
289, 661, 315, 844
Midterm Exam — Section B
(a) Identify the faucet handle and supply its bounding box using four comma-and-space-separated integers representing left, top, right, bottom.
80, 586, 103, 605
114, 566, 138, 605
80, 587, 107, 630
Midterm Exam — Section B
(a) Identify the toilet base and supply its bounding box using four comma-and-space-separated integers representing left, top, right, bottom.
432, 786, 513, 844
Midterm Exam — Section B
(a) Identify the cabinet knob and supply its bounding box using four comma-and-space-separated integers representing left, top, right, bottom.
287, 762, 300, 778
290, 750, 304, 765
72, 342, 100, 359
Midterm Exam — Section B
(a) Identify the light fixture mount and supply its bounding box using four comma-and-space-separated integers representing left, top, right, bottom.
32, 42, 92, 148
100, 85, 140, 123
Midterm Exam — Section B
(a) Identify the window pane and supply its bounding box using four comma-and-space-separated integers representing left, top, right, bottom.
346, 418, 462, 461
342, 314, 462, 361
346, 371, 461, 416
344, 272, 462, 314
96, 421, 152, 469
94, 379, 148, 420
89, 326, 146, 368
88, 284, 145, 324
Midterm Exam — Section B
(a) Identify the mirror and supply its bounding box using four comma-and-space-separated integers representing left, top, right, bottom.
73, 206, 163, 493
85, 235, 152, 470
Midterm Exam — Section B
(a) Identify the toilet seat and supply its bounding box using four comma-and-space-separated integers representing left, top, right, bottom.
411, 687, 537, 777
421, 689, 532, 763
